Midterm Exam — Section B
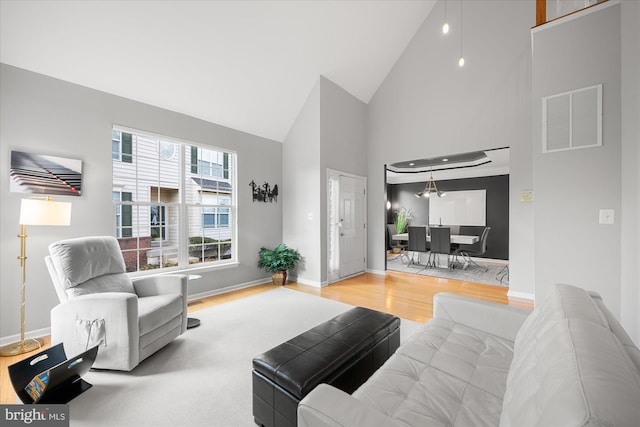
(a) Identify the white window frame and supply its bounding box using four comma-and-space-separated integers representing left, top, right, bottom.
112, 130, 122, 161
113, 189, 122, 238
112, 125, 238, 275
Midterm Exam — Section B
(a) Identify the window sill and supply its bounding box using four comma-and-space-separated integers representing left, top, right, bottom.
128, 261, 239, 279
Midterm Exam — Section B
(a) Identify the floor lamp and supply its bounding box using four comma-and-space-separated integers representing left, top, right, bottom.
0, 197, 72, 357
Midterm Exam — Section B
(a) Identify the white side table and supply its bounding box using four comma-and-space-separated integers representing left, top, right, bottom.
187, 275, 202, 329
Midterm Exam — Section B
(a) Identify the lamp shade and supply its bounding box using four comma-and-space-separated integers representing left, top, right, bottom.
19, 198, 71, 226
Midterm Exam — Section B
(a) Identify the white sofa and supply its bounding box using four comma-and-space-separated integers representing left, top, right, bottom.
298, 284, 640, 426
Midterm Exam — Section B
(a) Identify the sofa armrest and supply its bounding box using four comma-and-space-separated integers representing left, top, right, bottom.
298, 384, 403, 427
132, 274, 187, 298
433, 293, 531, 341
50, 292, 139, 370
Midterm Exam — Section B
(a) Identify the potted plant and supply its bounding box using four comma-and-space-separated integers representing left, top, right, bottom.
258, 243, 301, 286
394, 207, 413, 235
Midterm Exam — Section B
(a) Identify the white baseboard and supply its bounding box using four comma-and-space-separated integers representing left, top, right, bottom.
292, 276, 327, 288
188, 277, 272, 301
0, 327, 51, 347
367, 268, 387, 276
507, 290, 535, 300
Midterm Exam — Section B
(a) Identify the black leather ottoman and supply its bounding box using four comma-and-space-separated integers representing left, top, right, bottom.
252, 307, 401, 427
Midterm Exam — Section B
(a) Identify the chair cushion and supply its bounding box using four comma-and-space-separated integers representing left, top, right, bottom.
65, 273, 135, 298
353, 318, 514, 426
138, 294, 184, 336
49, 236, 127, 289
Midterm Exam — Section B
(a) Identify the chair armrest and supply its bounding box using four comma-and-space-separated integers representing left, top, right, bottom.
132, 274, 187, 298
133, 275, 188, 334
433, 293, 531, 341
298, 384, 403, 427
50, 292, 139, 370
51, 292, 138, 320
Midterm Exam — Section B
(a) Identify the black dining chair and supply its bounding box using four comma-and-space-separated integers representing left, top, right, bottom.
407, 226, 429, 267
428, 227, 453, 269
454, 226, 491, 271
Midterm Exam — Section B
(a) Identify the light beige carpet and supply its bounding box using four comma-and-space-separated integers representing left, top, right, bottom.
69, 287, 423, 427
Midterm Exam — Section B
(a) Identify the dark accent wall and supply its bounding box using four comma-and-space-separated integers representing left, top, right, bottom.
387, 174, 509, 260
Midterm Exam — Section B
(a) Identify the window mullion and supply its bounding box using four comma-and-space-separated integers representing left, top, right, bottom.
178, 144, 187, 268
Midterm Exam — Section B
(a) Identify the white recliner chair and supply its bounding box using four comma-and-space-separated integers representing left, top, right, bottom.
45, 236, 188, 371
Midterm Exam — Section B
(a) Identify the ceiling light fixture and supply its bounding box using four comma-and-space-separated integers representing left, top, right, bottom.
458, 0, 465, 67
442, 0, 449, 34
415, 169, 446, 199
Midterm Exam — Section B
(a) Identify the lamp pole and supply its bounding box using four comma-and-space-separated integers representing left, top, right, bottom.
0, 224, 44, 356
0, 196, 70, 357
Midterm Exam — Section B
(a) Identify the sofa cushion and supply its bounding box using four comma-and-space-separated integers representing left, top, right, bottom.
353, 318, 514, 427
500, 284, 640, 427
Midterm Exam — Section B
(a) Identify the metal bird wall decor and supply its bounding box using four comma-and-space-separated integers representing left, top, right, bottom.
250, 180, 278, 203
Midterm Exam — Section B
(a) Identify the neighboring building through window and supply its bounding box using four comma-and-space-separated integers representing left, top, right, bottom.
112, 189, 132, 238
112, 130, 132, 163
112, 128, 236, 272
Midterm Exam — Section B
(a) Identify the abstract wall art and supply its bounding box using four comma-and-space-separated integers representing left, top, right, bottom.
10, 151, 82, 196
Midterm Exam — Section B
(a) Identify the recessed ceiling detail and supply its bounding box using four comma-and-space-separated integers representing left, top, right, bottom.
387, 150, 490, 173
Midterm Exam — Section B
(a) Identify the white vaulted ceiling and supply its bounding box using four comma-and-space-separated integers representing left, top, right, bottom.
0, 0, 436, 142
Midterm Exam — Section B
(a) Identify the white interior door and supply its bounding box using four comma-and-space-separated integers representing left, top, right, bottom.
337, 174, 366, 279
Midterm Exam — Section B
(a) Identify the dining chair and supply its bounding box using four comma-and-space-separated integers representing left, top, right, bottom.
428, 227, 453, 269
387, 224, 409, 263
407, 226, 429, 267
455, 226, 491, 271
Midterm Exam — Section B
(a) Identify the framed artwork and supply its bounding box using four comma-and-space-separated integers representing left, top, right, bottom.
10, 151, 82, 196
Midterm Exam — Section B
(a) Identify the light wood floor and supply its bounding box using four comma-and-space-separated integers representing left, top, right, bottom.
285, 270, 533, 323
0, 270, 532, 404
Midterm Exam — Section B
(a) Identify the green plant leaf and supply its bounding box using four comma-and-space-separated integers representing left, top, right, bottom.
257, 243, 301, 273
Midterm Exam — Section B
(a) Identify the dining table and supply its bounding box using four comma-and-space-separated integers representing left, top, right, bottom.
391, 233, 479, 245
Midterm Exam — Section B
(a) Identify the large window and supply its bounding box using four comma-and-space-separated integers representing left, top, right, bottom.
112, 127, 236, 273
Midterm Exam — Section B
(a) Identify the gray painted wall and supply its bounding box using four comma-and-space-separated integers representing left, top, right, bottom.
320, 77, 367, 178
284, 76, 367, 285
283, 80, 322, 285
532, 2, 631, 328
367, 0, 535, 293
620, 0, 640, 345
0, 64, 283, 339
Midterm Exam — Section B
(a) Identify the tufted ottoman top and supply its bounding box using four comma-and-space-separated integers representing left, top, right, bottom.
253, 307, 400, 399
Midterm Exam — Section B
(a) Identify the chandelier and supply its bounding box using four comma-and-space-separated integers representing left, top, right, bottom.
415, 169, 446, 198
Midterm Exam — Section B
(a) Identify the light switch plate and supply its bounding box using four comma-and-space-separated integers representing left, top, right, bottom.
520, 191, 534, 202
599, 209, 615, 225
